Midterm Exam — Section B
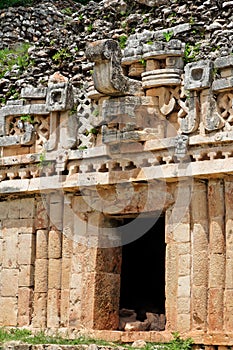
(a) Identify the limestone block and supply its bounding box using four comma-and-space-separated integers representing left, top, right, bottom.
46, 83, 74, 112
209, 254, 225, 288
69, 300, 81, 328
178, 242, 191, 255
36, 230, 48, 259
73, 195, 92, 214
35, 199, 49, 230
178, 254, 191, 277
225, 253, 233, 289
18, 233, 35, 265
80, 272, 96, 328
165, 243, 178, 329
191, 185, 208, 221
34, 259, 48, 293
177, 297, 190, 314
212, 77, 233, 92
208, 180, 224, 218
47, 289, 61, 328
0, 201, 8, 219
192, 285, 207, 330
70, 286, 82, 305
224, 290, 233, 331
70, 272, 82, 291
60, 289, 70, 327
18, 287, 33, 326
0, 297, 17, 326
209, 219, 225, 254
192, 222, 209, 251
61, 258, 71, 289
1, 269, 18, 296
62, 235, 73, 258
8, 199, 20, 219
48, 259, 61, 289
49, 202, 63, 231
173, 223, 190, 243
32, 292, 47, 328
20, 198, 35, 219
18, 264, 34, 287
178, 275, 190, 298
192, 252, 208, 287
48, 230, 62, 259
93, 272, 120, 330
224, 179, 233, 218
226, 218, 233, 252
95, 247, 121, 274
2, 228, 18, 268
177, 314, 190, 332
184, 60, 213, 91
208, 288, 224, 331
21, 86, 47, 99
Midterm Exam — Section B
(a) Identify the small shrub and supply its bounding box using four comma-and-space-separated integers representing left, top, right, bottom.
118, 35, 128, 49
163, 31, 174, 42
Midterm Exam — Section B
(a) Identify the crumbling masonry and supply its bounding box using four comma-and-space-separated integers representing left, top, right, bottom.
1, 31, 233, 346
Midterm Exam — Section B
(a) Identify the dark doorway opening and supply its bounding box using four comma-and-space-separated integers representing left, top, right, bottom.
120, 215, 166, 328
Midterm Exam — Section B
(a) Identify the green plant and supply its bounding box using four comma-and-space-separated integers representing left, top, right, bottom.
78, 145, 88, 150
52, 48, 72, 63
139, 58, 146, 67
146, 40, 153, 45
163, 30, 174, 42
93, 108, 99, 117
20, 114, 34, 124
184, 42, 201, 63
143, 17, 149, 23
0, 43, 31, 79
164, 332, 193, 350
61, 7, 73, 15
118, 35, 128, 49
189, 16, 195, 25
87, 23, 93, 32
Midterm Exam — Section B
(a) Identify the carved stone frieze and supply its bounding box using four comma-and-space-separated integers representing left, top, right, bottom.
46, 83, 74, 111
85, 39, 143, 96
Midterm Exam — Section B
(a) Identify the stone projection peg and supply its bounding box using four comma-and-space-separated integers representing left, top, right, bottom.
86, 39, 143, 97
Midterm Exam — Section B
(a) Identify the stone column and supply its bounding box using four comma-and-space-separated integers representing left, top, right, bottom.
47, 193, 63, 328
165, 181, 191, 332
0, 199, 19, 326
33, 196, 49, 328
207, 179, 225, 331
224, 177, 233, 331
18, 198, 36, 326
60, 194, 74, 327
93, 216, 121, 330
191, 180, 209, 331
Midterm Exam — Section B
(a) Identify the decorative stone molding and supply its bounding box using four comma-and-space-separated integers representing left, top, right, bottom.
85, 39, 143, 97
46, 83, 74, 112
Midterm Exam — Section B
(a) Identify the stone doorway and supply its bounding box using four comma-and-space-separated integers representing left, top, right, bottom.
119, 215, 166, 331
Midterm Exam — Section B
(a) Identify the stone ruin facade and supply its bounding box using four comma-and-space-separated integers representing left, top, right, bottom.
1, 30, 233, 347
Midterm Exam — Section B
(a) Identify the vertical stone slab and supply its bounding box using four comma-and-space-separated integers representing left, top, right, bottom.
165, 181, 191, 332
93, 245, 122, 330
32, 229, 48, 328
191, 180, 208, 331
46, 193, 63, 328
61, 195, 73, 327
208, 179, 225, 331
165, 207, 178, 331
47, 230, 62, 328
18, 287, 33, 326
224, 178, 233, 331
